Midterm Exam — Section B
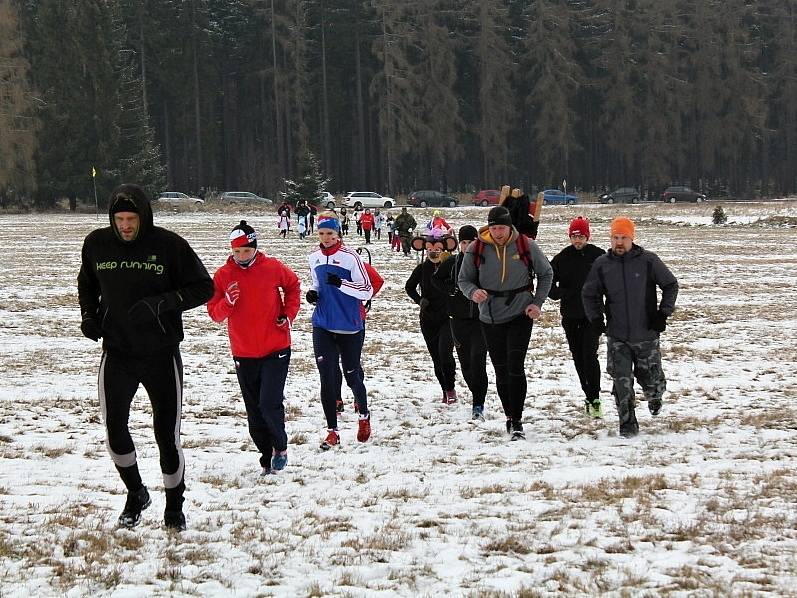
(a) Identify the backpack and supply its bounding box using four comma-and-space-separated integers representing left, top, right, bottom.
471, 234, 536, 302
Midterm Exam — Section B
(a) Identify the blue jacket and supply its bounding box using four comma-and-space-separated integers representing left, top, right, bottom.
308, 242, 373, 332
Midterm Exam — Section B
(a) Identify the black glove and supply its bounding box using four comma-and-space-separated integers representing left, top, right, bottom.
128, 295, 168, 324
306, 289, 319, 304
419, 297, 430, 310
651, 310, 667, 333
327, 274, 342, 287
80, 317, 102, 342
589, 318, 606, 335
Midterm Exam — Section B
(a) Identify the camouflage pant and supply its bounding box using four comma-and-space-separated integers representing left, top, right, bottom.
606, 337, 666, 433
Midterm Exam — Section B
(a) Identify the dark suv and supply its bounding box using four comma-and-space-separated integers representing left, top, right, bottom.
660, 186, 706, 203
407, 190, 458, 208
600, 187, 639, 204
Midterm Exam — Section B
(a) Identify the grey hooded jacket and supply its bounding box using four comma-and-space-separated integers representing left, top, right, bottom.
457, 226, 552, 325
582, 244, 678, 342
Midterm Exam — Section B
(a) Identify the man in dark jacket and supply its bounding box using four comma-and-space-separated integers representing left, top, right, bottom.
406, 231, 458, 403
548, 217, 605, 417
394, 207, 417, 257
582, 216, 678, 438
432, 225, 488, 420
78, 183, 214, 531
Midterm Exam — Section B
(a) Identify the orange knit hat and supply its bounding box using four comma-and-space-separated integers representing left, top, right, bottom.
610, 216, 635, 239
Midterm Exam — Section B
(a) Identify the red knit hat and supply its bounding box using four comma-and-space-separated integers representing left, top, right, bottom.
568, 216, 590, 239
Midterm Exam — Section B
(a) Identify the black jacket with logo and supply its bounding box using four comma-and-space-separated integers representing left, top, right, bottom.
78, 192, 213, 356
548, 243, 605, 319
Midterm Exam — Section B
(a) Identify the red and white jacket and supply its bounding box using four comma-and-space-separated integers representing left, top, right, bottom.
208, 252, 301, 358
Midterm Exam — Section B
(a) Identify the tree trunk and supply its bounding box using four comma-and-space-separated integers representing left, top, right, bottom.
271, 0, 286, 183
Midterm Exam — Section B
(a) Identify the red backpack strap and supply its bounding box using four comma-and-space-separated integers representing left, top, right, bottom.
472, 239, 485, 268
515, 234, 534, 273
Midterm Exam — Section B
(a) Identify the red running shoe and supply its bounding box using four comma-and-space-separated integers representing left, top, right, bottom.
444, 389, 457, 404
356, 413, 371, 442
320, 429, 340, 451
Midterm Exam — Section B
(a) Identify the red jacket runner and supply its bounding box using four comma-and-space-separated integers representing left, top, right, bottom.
208, 252, 301, 358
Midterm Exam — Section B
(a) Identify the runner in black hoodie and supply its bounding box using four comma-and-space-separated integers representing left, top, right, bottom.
77, 183, 213, 531
548, 217, 605, 417
405, 231, 458, 404
432, 225, 488, 420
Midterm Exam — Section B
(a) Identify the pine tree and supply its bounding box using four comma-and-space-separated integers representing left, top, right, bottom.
282, 149, 329, 204
0, 0, 38, 204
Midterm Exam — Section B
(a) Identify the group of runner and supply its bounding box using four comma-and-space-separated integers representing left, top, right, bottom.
78, 183, 678, 531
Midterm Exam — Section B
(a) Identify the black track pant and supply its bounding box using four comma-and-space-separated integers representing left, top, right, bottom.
450, 317, 488, 407
420, 318, 456, 395
99, 348, 185, 508
481, 315, 533, 421
561, 317, 601, 402
235, 349, 290, 467
313, 327, 368, 429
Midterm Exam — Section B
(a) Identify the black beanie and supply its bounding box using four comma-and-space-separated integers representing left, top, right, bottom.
487, 206, 512, 227
110, 192, 140, 215
230, 220, 257, 248
458, 225, 478, 242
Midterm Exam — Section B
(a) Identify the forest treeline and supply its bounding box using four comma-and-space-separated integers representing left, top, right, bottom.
1, 0, 795, 207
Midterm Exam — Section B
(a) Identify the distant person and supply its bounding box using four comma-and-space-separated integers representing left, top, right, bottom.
207, 221, 301, 475
295, 200, 310, 239
374, 209, 384, 240
354, 207, 364, 235
308, 203, 317, 233
582, 216, 679, 438
306, 213, 374, 449
277, 205, 291, 238
458, 206, 552, 440
360, 208, 375, 244
500, 185, 539, 239
394, 207, 417, 257
77, 184, 213, 531
340, 207, 350, 236
548, 217, 605, 417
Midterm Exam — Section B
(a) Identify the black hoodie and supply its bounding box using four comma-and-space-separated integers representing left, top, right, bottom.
77, 184, 214, 356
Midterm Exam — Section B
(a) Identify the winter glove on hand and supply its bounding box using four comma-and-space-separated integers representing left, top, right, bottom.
225, 282, 240, 306
327, 274, 342, 288
589, 318, 606, 335
305, 289, 319, 305
80, 317, 102, 342
128, 295, 167, 324
651, 310, 668, 333
419, 297, 431, 310
276, 315, 288, 327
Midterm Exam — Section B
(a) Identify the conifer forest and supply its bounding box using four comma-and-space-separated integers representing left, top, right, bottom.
1, 0, 796, 207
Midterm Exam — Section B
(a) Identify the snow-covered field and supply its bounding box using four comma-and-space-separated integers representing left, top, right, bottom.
1, 201, 796, 597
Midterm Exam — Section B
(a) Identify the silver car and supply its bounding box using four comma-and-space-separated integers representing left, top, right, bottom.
220, 191, 272, 205
156, 191, 204, 205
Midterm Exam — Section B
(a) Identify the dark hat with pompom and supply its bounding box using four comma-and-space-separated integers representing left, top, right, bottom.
230, 220, 257, 248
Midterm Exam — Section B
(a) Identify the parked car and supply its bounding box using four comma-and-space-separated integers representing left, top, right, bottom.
542, 189, 578, 205
660, 186, 707, 203
220, 191, 272, 205
473, 189, 501, 206
407, 190, 458, 208
343, 191, 395, 209
156, 191, 204, 206
316, 191, 336, 209
600, 187, 639, 204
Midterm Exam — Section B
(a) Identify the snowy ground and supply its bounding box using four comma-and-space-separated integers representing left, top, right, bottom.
1, 201, 796, 597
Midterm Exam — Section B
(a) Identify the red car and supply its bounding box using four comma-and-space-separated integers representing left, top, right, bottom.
473, 189, 500, 206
